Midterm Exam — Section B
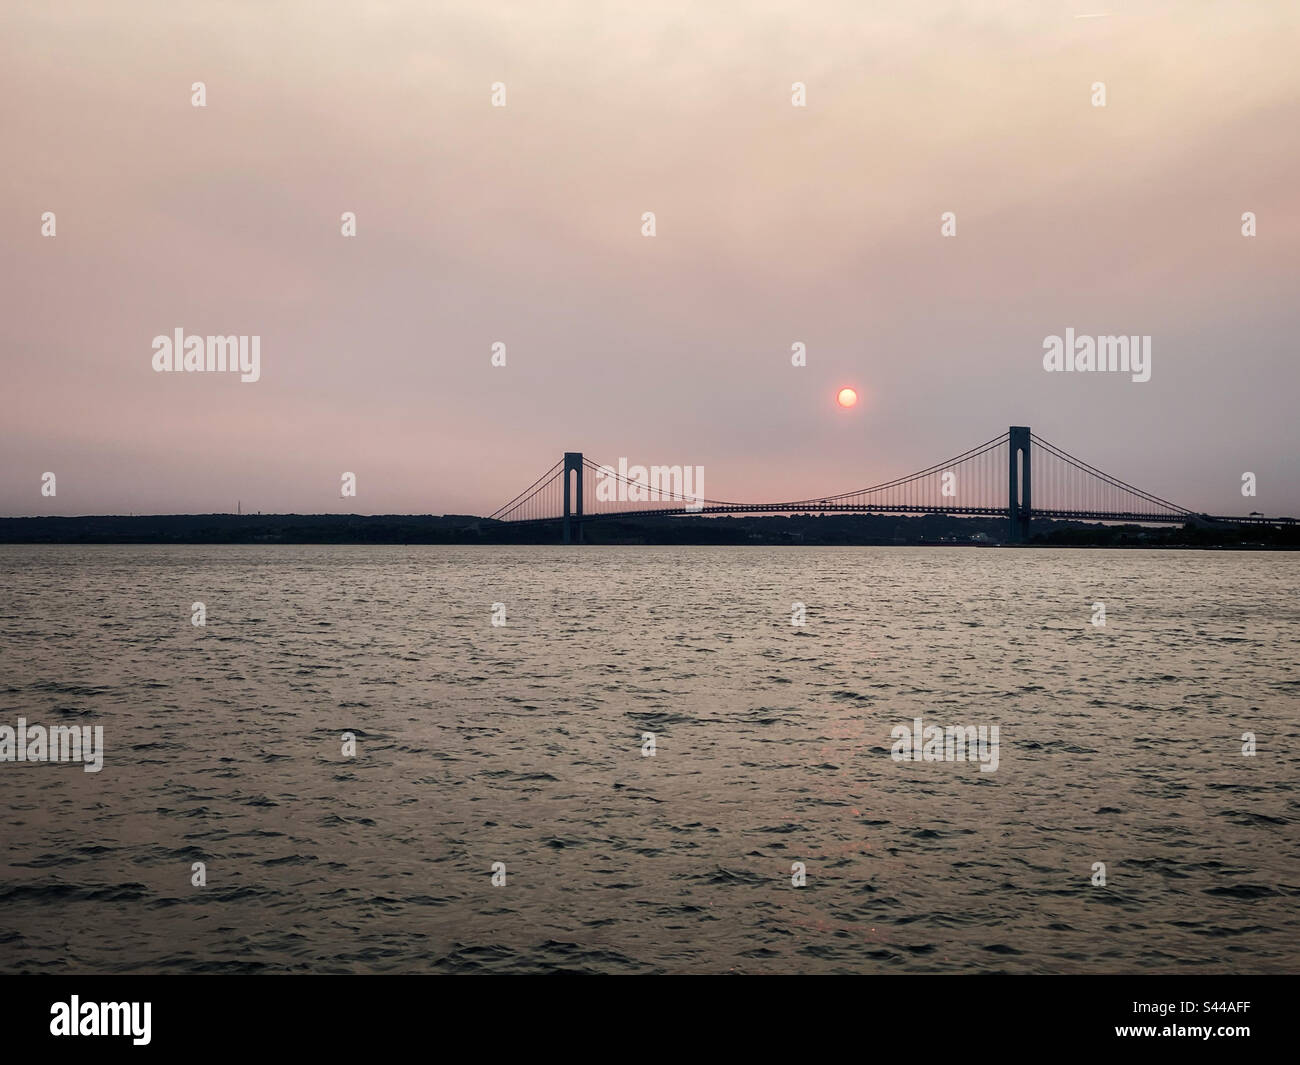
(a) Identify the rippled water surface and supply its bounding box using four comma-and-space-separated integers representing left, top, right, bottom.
1, 545, 1297, 973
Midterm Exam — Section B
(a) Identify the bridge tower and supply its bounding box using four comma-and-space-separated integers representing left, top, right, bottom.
562, 452, 583, 544
1008, 426, 1031, 543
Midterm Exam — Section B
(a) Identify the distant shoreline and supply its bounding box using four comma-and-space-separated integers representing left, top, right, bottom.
2, 513, 1296, 549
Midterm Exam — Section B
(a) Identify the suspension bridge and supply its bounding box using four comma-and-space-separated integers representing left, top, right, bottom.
488, 426, 1293, 543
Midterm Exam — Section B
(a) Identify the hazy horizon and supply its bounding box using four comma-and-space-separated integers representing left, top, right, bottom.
4, 0, 1298, 518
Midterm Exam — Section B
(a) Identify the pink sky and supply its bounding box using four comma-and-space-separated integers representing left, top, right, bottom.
3, 1, 1298, 516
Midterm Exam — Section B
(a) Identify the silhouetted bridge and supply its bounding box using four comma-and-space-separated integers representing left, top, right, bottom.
490, 427, 1294, 543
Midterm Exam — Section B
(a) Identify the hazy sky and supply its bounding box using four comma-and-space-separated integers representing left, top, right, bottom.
3, 0, 1297, 517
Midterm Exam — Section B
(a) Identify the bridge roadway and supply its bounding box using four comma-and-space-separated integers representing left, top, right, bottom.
496, 504, 1295, 528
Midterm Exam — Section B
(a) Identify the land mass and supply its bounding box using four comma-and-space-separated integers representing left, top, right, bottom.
1, 513, 1296, 548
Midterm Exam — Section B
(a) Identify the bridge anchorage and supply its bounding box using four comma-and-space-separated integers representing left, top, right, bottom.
489, 426, 1295, 543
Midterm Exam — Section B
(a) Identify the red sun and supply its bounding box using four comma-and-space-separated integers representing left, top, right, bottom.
836, 387, 859, 408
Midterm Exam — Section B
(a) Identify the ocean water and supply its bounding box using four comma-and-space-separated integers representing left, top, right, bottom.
0, 544, 1296, 974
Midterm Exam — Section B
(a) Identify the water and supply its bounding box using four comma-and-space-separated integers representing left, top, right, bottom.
1, 545, 1296, 974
